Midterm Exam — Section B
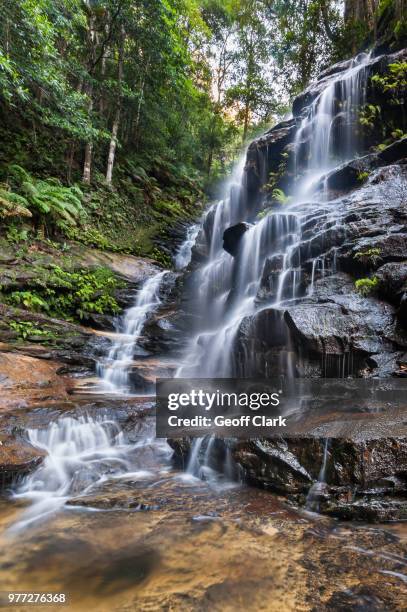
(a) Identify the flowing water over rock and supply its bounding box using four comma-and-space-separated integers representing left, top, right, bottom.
2, 403, 407, 610
10, 415, 134, 531
178, 52, 373, 382
97, 270, 168, 394
174, 223, 200, 270
174, 50, 407, 488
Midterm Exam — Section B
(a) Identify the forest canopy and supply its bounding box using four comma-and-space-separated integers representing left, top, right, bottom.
0, 0, 405, 255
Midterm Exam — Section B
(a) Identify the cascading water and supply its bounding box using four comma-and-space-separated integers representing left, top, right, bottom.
175, 224, 200, 270
179, 52, 374, 476
294, 52, 370, 197
179, 51, 372, 380
306, 438, 331, 512
9, 225, 223, 530
9, 53, 379, 523
10, 413, 175, 532
97, 270, 168, 394
11, 415, 134, 531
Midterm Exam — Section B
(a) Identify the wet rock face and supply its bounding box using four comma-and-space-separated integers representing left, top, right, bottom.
167, 48, 407, 522
244, 118, 297, 202
170, 435, 407, 521
237, 150, 407, 378
324, 139, 407, 195
233, 308, 293, 377
285, 275, 403, 359
233, 439, 313, 493
377, 261, 407, 299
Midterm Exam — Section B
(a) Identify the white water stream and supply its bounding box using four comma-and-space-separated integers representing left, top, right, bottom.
97, 270, 168, 394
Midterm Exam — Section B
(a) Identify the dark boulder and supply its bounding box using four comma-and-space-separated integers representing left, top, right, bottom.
284, 303, 357, 355
376, 261, 407, 304
223, 222, 252, 256
233, 439, 313, 493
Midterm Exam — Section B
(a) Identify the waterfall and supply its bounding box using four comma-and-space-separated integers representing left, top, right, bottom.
174, 224, 200, 270
97, 270, 168, 394
294, 52, 370, 199
306, 439, 331, 511
177, 52, 374, 478
177, 52, 373, 380
10, 414, 174, 531
10, 415, 133, 531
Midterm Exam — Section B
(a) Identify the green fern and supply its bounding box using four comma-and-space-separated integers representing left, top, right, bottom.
272, 188, 290, 205
0, 186, 32, 219
6, 165, 85, 231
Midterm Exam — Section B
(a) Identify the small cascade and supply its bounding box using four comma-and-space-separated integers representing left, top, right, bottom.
11, 415, 134, 531
175, 224, 200, 270
294, 52, 370, 198
306, 439, 331, 512
185, 435, 237, 485
97, 270, 167, 394
186, 437, 205, 476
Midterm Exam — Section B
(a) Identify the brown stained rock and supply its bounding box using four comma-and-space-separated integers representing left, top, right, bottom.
0, 434, 45, 486
0, 351, 75, 410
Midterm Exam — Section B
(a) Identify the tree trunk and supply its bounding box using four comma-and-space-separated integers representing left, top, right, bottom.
207, 147, 213, 176
106, 107, 120, 184
83, 143, 93, 184
99, 22, 110, 115
106, 28, 125, 184
82, 6, 97, 184
345, 0, 378, 28
320, 1, 336, 42
134, 74, 146, 148
83, 89, 93, 184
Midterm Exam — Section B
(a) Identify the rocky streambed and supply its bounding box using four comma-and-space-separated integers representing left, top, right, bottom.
0, 403, 407, 611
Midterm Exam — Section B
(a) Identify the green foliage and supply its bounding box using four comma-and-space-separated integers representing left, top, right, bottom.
371, 62, 407, 103
2, 165, 85, 234
9, 320, 53, 340
6, 225, 29, 243
9, 290, 49, 312
359, 104, 381, 129
65, 226, 112, 250
151, 248, 172, 268
256, 207, 272, 220
261, 151, 291, 196
354, 248, 382, 266
0, 185, 32, 220
271, 1, 342, 96
355, 276, 379, 296
272, 188, 290, 205
0, 0, 95, 140
4, 266, 123, 321
357, 171, 370, 183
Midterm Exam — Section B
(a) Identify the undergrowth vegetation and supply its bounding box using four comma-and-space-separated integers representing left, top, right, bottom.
1, 264, 124, 322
